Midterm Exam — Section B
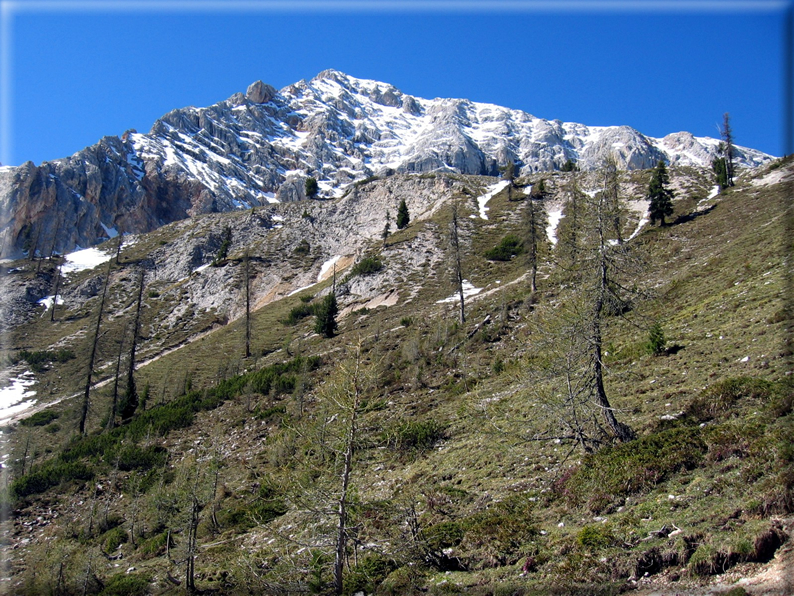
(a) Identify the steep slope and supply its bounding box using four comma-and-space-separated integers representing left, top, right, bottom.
0, 157, 791, 594
0, 70, 771, 259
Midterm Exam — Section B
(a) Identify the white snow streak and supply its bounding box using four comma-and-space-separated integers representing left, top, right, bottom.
437, 281, 483, 303
62, 247, 112, 274
477, 180, 510, 220
546, 208, 564, 245
0, 372, 37, 426
318, 256, 342, 282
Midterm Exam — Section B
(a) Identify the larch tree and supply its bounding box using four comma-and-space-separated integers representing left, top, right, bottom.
647, 159, 675, 226
576, 182, 637, 442
243, 250, 251, 359
556, 172, 585, 269
540, 165, 638, 446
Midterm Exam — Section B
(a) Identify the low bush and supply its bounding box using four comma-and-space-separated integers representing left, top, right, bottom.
484, 235, 523, 261
100, 573, 150, 596
283, 303, 317, 326
351, 255, 383, 276
12, 460, 93, 498
558, 427, 706, 510
20, 410, 59, 427
101, 525, 128, 552
343, 554, 398, 596
15, 349, 75, 373
383, 419, 445, 452
686, 377, 777, 423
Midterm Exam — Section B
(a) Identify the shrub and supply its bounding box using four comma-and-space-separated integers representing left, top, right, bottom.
577, 525, 615, 550
100, 573, 150, 596
484, 235, 524, 261
16, 349, 75, 373
20, 410, 59, 427
351, 255, 383, 276
102, 525, 128, 552
293, 239, 311, 256
140, 531, 170, 557
559, 427, 706, 509
686, 377, 776, 423
12, 461, 94, 498
343, 554, 398, 596
113, 444, 167, 471
384, 419, 444, 452
283, 303, 316, 326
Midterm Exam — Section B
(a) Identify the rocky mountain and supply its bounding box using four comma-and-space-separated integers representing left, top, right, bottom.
0, 69, 772, 259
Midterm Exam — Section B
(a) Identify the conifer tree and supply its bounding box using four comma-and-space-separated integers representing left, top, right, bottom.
720, 112, 735, 187
647, 160, 675, 226
712, 156, 729, 190
305, 177, 319, 199
315, 292, 339, 338
396, 199, 410, 230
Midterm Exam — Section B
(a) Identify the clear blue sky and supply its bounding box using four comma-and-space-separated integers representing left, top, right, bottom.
1, 1, 790, 167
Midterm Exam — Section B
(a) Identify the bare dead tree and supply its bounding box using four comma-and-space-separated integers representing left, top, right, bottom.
79, 259, 112, 435
449, 204, 466, 324
106, 329, 126, 431
120, 268, 144, 420
50, 258, 63, 322
244, 249, 251, 359
524, 195, 548, 294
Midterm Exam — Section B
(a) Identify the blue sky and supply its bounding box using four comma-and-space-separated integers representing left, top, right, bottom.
1, 1, 790, 166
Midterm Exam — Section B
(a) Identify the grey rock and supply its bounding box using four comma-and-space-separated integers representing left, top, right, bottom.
246, 80, 276, 104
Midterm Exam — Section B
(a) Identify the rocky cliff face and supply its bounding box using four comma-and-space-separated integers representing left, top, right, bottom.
0, 69, 772, 259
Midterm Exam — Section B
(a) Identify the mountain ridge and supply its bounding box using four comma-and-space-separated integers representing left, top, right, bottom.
0, 69, 772, 259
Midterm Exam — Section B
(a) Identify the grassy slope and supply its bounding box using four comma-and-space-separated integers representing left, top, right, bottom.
2, 162, 792, 595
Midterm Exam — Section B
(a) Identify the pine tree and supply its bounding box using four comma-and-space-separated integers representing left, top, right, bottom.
315, 292, 339, 338
720, 112, 735, 187
647, 160, 675, 226
396, 199, 410, 230
712, 156, 729, 191
305, 177, 319, 199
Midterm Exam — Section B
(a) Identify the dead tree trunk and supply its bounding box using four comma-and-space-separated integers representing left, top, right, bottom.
244, 250, 251, 359
50, 259, 63, 322
450, 205, 465, 324
79, 260, 111, 435
121, 269, 144, 420
106, 331, 125, 430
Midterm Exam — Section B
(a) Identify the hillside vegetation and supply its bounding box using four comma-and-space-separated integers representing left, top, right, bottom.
0, 159, 792, 595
